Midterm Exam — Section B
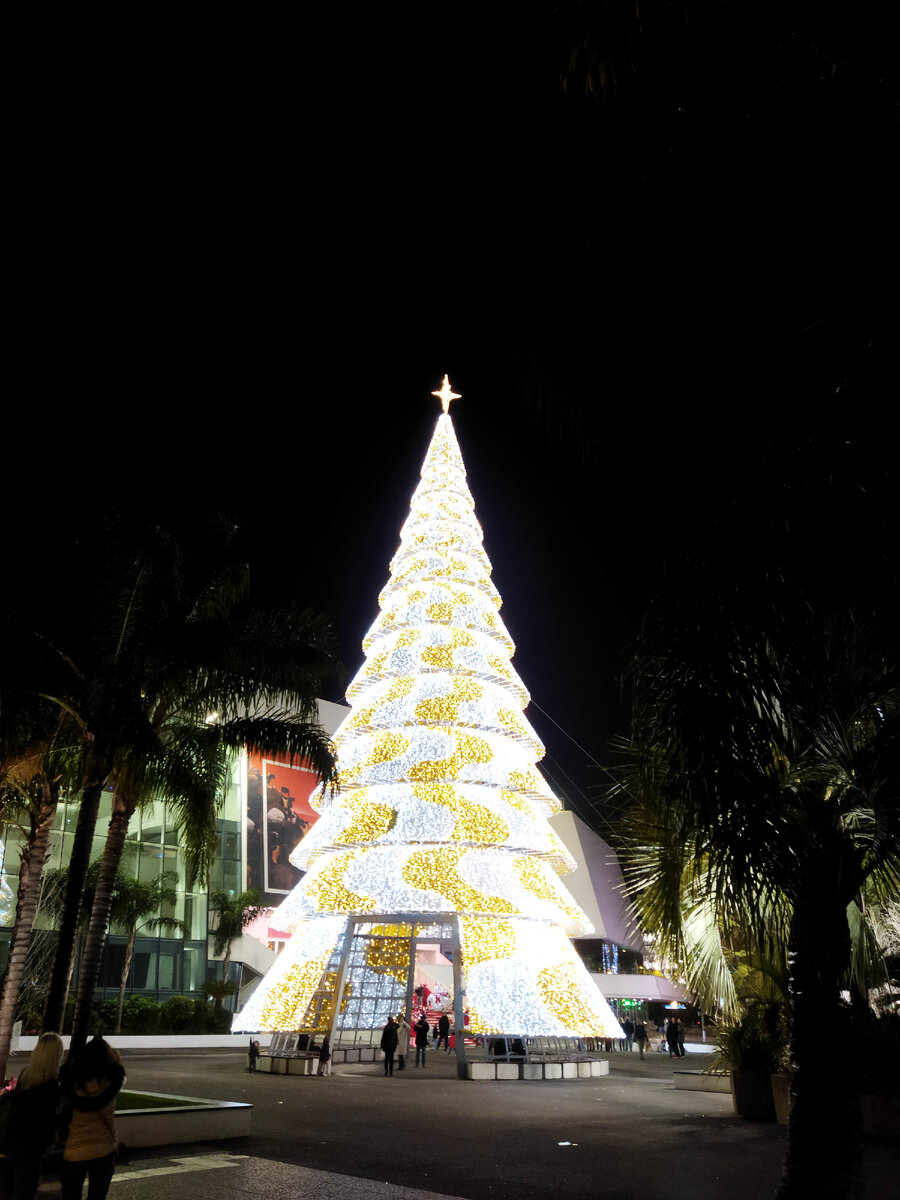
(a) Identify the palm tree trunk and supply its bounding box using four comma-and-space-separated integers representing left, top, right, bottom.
115, 928, 137, 1034
777, 869, 862, 1200
43, 744, 111, 1033
70, 785, 136, 1052
0, 776, 59, 1080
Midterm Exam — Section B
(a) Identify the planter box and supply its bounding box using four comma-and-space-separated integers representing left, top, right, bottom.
771, 1073, 792, 1126
861, 1093, 900, 1139
674, 1070, 731, 1094
116, 1093, 252, 1149
496, 1064, 519, 1080
731, 1069, 776, 1122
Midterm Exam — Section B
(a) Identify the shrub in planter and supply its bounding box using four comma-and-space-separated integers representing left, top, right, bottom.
97, 999, 119, 1031
853, 1010, 900, 1096
118, 995, 162, 1034
188, 999, 219, 1033
710, 1001, 789, 1122
851, 1010, 900, 1138
160, 995, 197, 1032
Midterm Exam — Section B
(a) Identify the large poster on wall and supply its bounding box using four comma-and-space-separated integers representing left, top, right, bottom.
246, 753, 320, 899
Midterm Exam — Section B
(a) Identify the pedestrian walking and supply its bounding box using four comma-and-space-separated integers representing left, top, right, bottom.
634, 1022, 648, 1060
676, 1018, 686, 1057
247, 1040, 260, 1072
380, 1017, 399, 1076
621, 1018, 634, 1052
414, 1015, 430, 1067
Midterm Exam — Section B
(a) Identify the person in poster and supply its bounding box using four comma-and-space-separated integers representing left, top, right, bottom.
246, 754, 321, 900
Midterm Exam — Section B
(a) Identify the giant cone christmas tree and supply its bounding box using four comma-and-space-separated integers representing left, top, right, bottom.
237, 378, 623, 1043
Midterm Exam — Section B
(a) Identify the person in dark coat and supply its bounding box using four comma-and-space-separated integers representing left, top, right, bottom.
0, 1031, 64, 1200
247, 1040, 260, 1072
317, 1036, 331, 1077
676, 1018, 686, 1057
380, 1018, 398, 1076
666, 1019, 679, 1057
435, 1012, 451, 1052
414, 1015, 430, 1067
634, 1022, 648, 1060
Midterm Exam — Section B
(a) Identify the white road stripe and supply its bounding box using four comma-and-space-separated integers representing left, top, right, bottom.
111, 1152, 249, 1181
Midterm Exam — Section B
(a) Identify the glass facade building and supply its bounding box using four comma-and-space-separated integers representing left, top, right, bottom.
0, 753, 245, 1008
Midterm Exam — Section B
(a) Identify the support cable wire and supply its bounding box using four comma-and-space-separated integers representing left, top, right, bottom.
528, 701, 619, 837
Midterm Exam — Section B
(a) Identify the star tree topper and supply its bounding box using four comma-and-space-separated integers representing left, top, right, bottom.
431, 373, 461, 413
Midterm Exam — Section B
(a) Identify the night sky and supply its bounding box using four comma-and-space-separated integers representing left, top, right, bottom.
4, 6, 898, 829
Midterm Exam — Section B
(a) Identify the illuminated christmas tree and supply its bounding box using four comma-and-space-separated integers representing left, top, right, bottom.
237, 377, 623, 1052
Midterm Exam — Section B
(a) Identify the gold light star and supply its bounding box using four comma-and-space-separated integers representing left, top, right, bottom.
431, 374, 461, 413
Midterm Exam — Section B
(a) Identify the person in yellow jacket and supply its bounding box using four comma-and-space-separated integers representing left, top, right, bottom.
59, 1038, 126, 1200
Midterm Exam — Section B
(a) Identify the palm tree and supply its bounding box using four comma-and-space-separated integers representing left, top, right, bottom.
613, 604, 900, 1200
202, 978, 238, 1014
0, 652, 80, 1079
28, 516, 338, 1041
209, 888, 268, 991
109, 871, 184, 1033
0, 754, 63, 1080
57, 517, 338, 1051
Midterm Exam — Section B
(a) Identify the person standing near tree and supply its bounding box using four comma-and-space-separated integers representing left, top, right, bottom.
676, 1018, 686, 1057
666, 1019, 679, 1057
380, 1017, 398, 1076
395, 1015, 410, 1071
414, 1015, 430, 1067
59, 1037, 126, 1200
0, 1031, 64, 1200
317, 1036, 331, 1077
436, 1012, 450, 1052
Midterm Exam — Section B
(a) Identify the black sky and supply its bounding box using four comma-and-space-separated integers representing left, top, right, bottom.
4, 5, 898, 828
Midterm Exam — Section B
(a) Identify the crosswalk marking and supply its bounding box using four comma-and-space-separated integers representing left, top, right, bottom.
112, 1152, 249, 1181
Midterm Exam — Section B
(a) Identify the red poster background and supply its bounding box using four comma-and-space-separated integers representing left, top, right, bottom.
246, 753, 321, 899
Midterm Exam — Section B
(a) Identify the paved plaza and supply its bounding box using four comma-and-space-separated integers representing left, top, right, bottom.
14, 1045, 897, 1200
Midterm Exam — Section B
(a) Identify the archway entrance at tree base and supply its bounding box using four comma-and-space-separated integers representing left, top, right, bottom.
326, 916, 470, 1074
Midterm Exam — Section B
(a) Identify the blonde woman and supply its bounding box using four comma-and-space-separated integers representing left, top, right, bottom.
0, 1031, 64, 1200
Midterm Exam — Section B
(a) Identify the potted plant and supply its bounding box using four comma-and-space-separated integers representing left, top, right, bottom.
710, 1000, 788, 1121
853, 1010, 900, 1138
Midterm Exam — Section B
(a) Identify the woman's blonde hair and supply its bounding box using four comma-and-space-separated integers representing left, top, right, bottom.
19, 1031, 64, 1089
